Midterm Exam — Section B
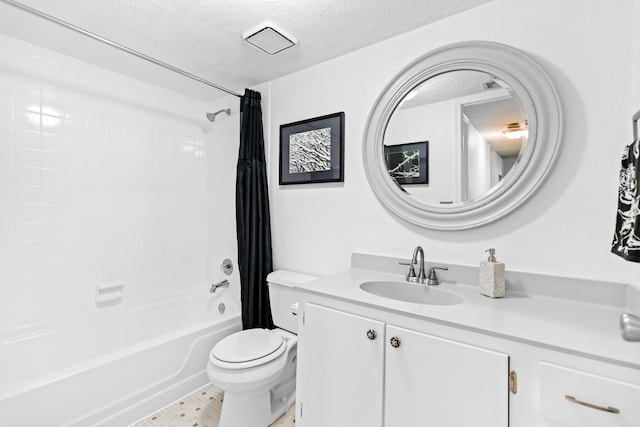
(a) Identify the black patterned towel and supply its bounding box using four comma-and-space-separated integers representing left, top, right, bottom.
612, 139, 640, 261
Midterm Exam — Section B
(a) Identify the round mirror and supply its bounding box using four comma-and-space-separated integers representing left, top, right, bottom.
363, 41, 562, 230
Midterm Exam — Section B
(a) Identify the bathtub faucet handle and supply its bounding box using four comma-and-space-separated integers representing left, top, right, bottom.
210, 279, 230, 294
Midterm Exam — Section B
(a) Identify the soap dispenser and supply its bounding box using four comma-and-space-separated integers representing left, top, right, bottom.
479, 248, 505, 298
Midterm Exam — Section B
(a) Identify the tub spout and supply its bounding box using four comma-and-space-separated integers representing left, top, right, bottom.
210, 279, 230, 294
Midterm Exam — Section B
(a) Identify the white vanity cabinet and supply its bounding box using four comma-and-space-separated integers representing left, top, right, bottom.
296, 303, 385, 427
292, 262, 640, 426
385, 324, 509, 426
296, 303, 510, 427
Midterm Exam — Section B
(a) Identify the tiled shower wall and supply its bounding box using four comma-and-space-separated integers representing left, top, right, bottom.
0, 33, 230, 331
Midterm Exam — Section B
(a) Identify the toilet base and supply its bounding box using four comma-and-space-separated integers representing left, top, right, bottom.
218, 376, 295, 427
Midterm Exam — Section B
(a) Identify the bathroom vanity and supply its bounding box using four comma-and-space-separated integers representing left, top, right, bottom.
293, 254, 640, 427
324, 36, 640, 427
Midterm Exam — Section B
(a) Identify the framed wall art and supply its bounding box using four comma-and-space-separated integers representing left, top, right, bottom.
384, 140, 429, 185
279, 112, 344, 185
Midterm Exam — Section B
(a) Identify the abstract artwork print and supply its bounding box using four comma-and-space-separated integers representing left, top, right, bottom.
288, 127, 331, 173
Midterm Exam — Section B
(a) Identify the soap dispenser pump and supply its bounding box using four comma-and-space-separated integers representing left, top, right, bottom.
479, 248, 505, 298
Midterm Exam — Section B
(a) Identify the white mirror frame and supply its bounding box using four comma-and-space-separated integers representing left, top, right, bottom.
363, 41, 563, 230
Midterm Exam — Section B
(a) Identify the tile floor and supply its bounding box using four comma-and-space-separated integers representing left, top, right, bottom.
131, 383, 295, 427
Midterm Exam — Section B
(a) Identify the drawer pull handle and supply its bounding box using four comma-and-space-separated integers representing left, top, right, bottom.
564, 395, 620, 414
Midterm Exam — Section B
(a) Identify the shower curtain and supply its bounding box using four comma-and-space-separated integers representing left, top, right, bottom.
236, 88, 274, 329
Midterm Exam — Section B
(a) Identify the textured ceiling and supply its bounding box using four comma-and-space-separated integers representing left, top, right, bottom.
0, 0, 494, 100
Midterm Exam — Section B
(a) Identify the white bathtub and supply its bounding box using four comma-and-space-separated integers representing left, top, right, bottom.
0, 290, 242, 426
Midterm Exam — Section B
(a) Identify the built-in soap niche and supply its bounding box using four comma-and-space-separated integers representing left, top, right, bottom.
95, 280, 125, 307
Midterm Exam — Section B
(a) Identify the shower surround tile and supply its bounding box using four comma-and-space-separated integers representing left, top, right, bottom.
0, 32, 217, 331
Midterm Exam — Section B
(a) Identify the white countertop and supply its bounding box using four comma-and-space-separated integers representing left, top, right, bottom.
294, 266, 640, 369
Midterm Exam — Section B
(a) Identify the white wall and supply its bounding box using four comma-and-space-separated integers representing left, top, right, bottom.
467, 122, 491, 201
636, 0, 640, 108
0, 34, 238, 331
267, 0, 637, 284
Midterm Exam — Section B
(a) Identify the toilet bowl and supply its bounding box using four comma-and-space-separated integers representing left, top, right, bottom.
207, 328, 297, 427
206, 270, 317, 427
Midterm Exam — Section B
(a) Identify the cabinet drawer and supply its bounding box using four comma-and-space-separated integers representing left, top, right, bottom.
540, 362, 640, 426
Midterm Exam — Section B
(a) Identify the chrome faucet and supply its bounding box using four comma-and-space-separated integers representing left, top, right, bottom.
400, 246, 427, 284
210, 279, 230, 294
400, 246, 449, 285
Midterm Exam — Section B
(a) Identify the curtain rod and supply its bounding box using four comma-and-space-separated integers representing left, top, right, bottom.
1, 0, 242, 98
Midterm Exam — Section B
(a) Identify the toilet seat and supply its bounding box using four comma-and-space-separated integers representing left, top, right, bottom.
211, 329, 286, 370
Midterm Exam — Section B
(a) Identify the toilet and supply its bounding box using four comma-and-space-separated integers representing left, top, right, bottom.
207, 270, 317, 427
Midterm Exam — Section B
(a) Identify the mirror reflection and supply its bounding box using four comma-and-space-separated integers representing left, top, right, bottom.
384, 70, 528, 206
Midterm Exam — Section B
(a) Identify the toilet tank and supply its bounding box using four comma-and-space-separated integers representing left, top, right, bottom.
267, 270, 318, 334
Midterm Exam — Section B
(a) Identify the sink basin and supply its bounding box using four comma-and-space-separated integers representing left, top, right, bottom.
360, 281, 463, 305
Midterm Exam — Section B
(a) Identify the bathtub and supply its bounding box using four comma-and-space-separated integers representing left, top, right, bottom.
0, 289, 242, 426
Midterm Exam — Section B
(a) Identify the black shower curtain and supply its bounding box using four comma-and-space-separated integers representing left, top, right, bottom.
236, 88, 274, 330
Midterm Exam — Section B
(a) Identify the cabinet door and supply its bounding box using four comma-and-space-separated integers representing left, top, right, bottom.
297, 303, 385, 427
385, 325, 509, 427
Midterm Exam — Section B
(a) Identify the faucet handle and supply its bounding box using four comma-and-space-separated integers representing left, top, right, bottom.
427, 266, 448, 286
210, 279, 230, 294
399, 260, 417, 281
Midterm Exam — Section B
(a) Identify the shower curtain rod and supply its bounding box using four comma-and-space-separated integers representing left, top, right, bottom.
1, 0, 242, 98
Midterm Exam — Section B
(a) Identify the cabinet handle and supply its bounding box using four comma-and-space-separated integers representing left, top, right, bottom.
390, 336, 401, 348
366, 329, 377, 340
509, 370, 517, 394
564, 395, 620, 414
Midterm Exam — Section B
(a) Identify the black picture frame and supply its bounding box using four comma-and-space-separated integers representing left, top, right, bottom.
384, 141, 429, 185
279, 112, 344, 185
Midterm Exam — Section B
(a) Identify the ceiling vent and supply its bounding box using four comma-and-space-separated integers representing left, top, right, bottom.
242, 21, 297, 55
483, 81, 499, 90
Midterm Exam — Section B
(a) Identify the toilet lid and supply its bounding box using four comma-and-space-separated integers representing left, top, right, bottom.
212, 329, 285, 368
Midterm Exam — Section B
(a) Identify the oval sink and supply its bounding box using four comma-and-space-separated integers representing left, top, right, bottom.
360, 281, 463, 305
